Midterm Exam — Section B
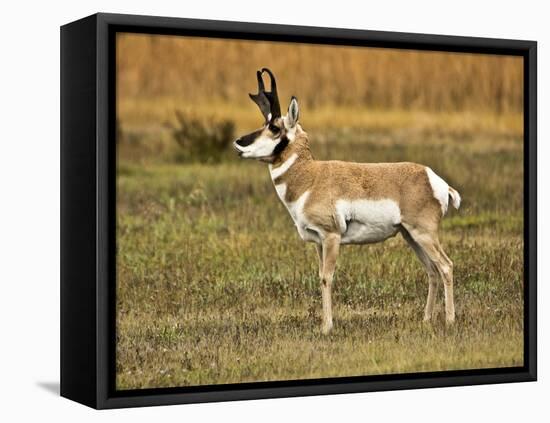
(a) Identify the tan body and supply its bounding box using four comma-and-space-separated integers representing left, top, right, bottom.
271, 141, 442, 244
235, 72, 460, 334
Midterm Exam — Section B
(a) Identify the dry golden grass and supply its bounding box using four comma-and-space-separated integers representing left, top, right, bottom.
117, 33, 523, 113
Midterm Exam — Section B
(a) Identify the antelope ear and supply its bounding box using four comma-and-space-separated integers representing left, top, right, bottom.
284, 96, 299, 129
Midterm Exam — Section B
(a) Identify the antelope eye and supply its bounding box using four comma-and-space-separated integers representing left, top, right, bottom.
268, 124, 280, 134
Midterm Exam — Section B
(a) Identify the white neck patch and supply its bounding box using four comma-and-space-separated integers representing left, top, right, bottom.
269, 153, 298, 180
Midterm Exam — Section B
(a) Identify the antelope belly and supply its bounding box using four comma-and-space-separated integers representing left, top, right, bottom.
336, 199, 402, 245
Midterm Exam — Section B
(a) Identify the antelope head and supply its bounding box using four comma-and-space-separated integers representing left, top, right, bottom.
234, 68, 300, 162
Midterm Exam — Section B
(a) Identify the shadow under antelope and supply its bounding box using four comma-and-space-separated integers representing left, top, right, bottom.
234, 68, 461, 334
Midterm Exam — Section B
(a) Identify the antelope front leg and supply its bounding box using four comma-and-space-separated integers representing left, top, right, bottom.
315, 244, 323, 279
320, 233, 341, 334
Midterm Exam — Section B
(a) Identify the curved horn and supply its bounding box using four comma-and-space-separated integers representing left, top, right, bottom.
249, 70, 271, 121
256, 70, 265, 92
261, 68, 281, 118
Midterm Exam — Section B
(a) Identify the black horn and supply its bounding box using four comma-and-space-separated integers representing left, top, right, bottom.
248, 68, 281, 122
249, 71, 271, 121
261, 68, 281, 119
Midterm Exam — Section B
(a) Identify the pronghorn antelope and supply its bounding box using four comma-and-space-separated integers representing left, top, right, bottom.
234, 68, 461, 334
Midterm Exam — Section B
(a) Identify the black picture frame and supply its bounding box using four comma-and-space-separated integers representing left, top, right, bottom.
60, 12, 537, 409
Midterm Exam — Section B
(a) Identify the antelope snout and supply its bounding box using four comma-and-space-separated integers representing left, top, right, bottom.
233, 139, 244, 156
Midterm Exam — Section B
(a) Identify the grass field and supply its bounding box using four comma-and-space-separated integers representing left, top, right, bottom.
115, 111, 524, 389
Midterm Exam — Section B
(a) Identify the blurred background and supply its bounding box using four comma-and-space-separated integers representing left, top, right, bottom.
116, 33, 524, 390
116, 33, 523, 164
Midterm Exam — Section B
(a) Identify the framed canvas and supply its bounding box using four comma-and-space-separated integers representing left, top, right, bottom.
60, 13, 537, 409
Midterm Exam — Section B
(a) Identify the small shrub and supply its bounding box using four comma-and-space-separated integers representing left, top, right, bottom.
172, 110, 235, 163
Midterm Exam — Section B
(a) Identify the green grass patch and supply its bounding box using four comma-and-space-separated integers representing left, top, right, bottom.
115, 122, 524, 389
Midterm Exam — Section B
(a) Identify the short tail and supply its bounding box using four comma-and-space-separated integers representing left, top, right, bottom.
448, 187, 461, 210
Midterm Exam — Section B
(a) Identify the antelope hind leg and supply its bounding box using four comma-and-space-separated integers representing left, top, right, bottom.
401, 223, 455, 324
401, 227, 440, 321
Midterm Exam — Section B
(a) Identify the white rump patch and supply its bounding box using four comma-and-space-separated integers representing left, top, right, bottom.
269, 153, 298, 180
335, 198, 401, 245
425, 167, 450, 214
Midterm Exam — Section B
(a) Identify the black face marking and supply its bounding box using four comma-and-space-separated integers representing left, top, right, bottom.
268, 123, 281, 134
235, 128, 263, 147
272, 135, 289, 156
